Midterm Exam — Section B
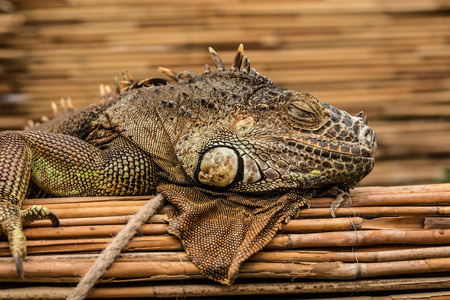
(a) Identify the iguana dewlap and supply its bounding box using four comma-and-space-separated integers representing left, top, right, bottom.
0, 44, 377, 285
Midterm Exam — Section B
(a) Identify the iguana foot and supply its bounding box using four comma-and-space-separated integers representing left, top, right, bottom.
0, 203, 59, 279
330, 190, 348, 218
293, 198, 311, 220
316, 186, 349, 218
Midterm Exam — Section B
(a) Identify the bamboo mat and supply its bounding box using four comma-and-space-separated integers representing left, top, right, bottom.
1, 184, 450, 298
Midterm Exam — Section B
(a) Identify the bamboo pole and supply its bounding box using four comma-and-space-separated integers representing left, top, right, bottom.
298, 206, 450, 218
18, 204, 450, 220
250, 245, 450, 263
268, 229, 450, 249
4, 227, 450, 256
2, 256, 450, 282
22, 223, 169, 238
4, 277, 450, 299
12, 216, 428, 239
0, 236, 183, 256
310, 190, 450, 207
21, 215, 429, 231
21, 183, 450, 208
2, 243, 450, 265
19, 204, 450, 220
25, 214, 167, 228
312, 291, 450, 300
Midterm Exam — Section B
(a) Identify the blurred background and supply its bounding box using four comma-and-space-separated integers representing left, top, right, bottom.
0, 0, 449, 186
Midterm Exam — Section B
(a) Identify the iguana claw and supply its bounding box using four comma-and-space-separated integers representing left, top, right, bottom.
21, 205, 60, 227
47, 211, 60, 227
1, 203, 60, 279
13, 251, 24, 280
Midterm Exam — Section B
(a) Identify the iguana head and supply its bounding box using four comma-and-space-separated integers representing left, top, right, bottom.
150, 44, 377, 285
228, 89, 377, 193
156, 44, 377, 194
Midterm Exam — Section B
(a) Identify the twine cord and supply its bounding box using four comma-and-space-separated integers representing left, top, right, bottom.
67, 194, 165, 300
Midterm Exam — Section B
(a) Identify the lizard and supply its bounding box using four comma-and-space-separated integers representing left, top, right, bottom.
0, 44, 377, 285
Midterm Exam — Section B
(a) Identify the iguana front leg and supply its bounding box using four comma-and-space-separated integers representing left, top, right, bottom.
0, 130, 150, 278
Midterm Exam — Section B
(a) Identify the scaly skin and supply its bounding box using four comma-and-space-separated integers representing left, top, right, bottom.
0, 44, 377, 284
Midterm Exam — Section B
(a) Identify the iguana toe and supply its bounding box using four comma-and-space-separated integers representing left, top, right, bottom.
330, 190, 348, 218
1, 203, 60, 279
21, 205, 60, 227
1, 212, 26, 279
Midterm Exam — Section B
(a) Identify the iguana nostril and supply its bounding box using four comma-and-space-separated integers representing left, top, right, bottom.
362, 128, 376, 147
365, 130, 372, 144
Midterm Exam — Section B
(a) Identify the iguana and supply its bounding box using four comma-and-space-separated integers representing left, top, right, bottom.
0, 44, 377, 285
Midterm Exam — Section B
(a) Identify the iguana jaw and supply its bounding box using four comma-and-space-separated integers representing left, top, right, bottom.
230, 137, 374, 192
246, 113, 377, 190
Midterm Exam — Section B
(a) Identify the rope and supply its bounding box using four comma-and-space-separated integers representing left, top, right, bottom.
67, 193, 165, 300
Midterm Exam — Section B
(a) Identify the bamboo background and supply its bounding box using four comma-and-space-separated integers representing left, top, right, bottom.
0, 0, 448, 186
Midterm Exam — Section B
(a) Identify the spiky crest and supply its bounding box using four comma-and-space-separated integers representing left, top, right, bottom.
26, 44, 272, 130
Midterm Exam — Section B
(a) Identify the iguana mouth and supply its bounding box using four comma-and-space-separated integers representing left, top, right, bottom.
285, 136, 376, 159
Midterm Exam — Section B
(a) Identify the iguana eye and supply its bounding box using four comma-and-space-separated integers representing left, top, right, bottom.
288, 100, 315, 123
198, 147, 239, 187
283, 91, 329, 129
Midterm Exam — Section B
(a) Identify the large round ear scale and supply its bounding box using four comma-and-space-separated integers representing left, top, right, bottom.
197, 147, 241, 188
208, 47, 225, 71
